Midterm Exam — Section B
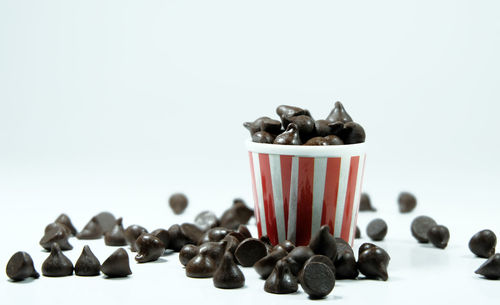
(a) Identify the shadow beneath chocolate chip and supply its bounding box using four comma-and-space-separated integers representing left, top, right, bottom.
148, 258, 167, 264
103, 275, 132, 280
7, 277, 36, 284
475, 275, 500, 281
308, 294, 342, 301
162, 250, 176, 257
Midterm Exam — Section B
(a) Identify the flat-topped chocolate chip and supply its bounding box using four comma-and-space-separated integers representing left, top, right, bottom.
299, 262, 335, 299
305, 255, 335, 275
235, 238, 268, 267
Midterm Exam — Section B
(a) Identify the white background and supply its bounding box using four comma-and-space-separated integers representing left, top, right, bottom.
1, 1, 499, 304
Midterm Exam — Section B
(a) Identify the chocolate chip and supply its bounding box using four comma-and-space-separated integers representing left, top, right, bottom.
95, 211, 116, 234
367, 218, 388, 241
338, 122, 366, 144
194, 211, 219, 231
222, 234, 240, 256
309, 225, 337, 261
169, 193, 188, 215
237, 225, 252, 239
254, 247, 288, 279
304, 136, 328, 146
299, 262, 335, 299
355, 226, 361, 239
77, 216, 104, 240
264, 259, 298, 294
315, 120, 336, 137
6, 252, 39, 281
358, 242, 377, 257
104, 217, 127, 246
234, 238, 268, 267
40, 225, 73, 251
475, 253, 500, 280
287, 115, 316, 142
54, 214, 78, 236
199, 241, 228, 265
285, 246, 315, 276
42, 244, 74, 277
150, 228, 170, 250
213, 252, 245, 289
398, 192, 417, 213
411, 215, 437, 243
125, 225, 148, 251
305, 255, 335, 275
276, 105, 309, 127
357, 246, 390, 281
427, 225, 450, 249
326, 101, 353, 123
335, 251, 358, 279
180, 223, 204, 245
44, 222, 71, 235
167, 224, 190, 252
252, 131, 275, 143
274, 240, 295, 253
135, 233, 166, 263
185, 247, 217, 278
219, 199, 254, 230
273, 123, 302, 145
324, 135, 344, 145
101, 248, 132, 278
244, 117, 282, 135
334, 237, 355, 258
198, 227, 232, 245
359, 193, 376, 211
179, 244, 199, 266
469, 230, 497, 258
75, 245, 100, 276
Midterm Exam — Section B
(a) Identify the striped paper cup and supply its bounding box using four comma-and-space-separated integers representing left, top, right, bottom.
247, 141, 366, 247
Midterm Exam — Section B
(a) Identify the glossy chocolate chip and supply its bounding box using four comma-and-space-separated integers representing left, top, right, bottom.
180, 223, 204, 245
285, 246, 315, 276
273, 123, 302, 145
75, 245, 100, 276
213, 252, 245, 289
355, 226, 361, 239
326, 101, 353, 123
358, 242, 377, 257
254, 247, 288, 279
199, 241, 228, 265
135, 233, 166, 263
44, 222, 71, 235
101, 248, 132, 278
299, 262, 335, 299
357, 246, 390, 281
264, 259, 298, 294
105, 217, 127, 246
427, 225, 450, 249
309, 225, 337, 261
198, 227, 232, 245
40, 225, 73, 251
315, 120, 336, 137
335, 237, 354, 257
338, 122, 366, 144
411, 216, 437, 243
167, 224, 190, 252
304, 136, 328, 146
6, 252, 39, 281
125, 225, 148, 252
186, 247, 217, 278
222, 235, 240, 256
237, 225, 252, 239
288, 115, 315, 142
151, 228, 170, 250
179, 244, 199, 266
220, 199, 254, 230
335, 251, 358, 279
42, 244, 73, 277
367, 218, 388, 241
235, 238, 268, 267
54, 214, 78, 236
469, 230, 497, 258
276, 105, 308, 127
194, 211, 219, 231
359, 193, 376, 211
244, 116, 282, 135
305, 255, 335, 275
324, 135, 344, 145
398, 192, 417, 213
275, 240, 295, 253
95, 212, 116, 234
475, 253, 500, 280
77, 216, 104, 240
169, 193, 188, 215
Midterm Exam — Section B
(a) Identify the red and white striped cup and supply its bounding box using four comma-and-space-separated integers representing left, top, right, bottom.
247, 141, 366, 247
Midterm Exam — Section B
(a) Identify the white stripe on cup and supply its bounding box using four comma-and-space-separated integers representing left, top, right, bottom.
269, 154, 286, 242
334, 155, 351, 237
348, 154, 365, 243
311, 157, 327, 237
287, 156, 299, 244
252, 152, 267, 236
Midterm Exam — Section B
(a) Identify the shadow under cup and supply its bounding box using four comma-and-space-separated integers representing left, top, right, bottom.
246, 141, 366, 247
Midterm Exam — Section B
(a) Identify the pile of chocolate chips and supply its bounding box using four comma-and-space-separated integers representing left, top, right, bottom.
244, 102, 366, 145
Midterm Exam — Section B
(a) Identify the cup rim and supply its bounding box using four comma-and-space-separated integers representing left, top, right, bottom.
246, 140, 365, 157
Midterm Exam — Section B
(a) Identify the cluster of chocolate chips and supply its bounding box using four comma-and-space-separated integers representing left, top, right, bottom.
470, 230, 499, 279
359, 191, 417, 213
244, 102, 366, 145
410, 215, 450, 249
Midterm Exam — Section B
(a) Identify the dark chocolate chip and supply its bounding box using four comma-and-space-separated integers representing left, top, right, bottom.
315, 120, 336, 137
75, 245, 100, 276
219, 199, 254, 230
358, 242, 377, 257
54, 214, 78, 236
338, 122, 366, 144
179, 244, 199, 266
234, 238, 268, 267
334, 237, 355, 258
326, 101, 353, 123
125, 225, 148, 252
299, 262, 335, 299
276, 105, 308, 127
469, 230, 497, 258
309, 225, 337, 261
77, 216, 104, 240
285, 246, 315, 276
254, 247, 288, 279
104, 217, 127, 246
213, 252, 245, 289
305, 255, 335, 275
198, 227, 232, 245
180, 223, 204, 245
304, 136, 328, 146
367, 218, 388, 241
40, 225, 73, 251
6, 252, 39, 281
398, 192, 417, 213
237, 225, 252, 239
275, 240, 295, 253
357, 246, 390, 281
244, 116, 282, 135
335, 251, 358, 279
94, 211, 116, 234
194, 211, 220, 231
355, 226, 361, 239
324, 134, 344, 145
411, 216, 437, 243
287, 115, 316, 142
199, 241, 228, 265
264, 259, 298, 294
101, 248, 132, 278
427, 225, 450, 249
222, 234, 240, 256
151, 228, 170, 250
359, 193, 376, 211
167, 224, 190, 252
273, 123, 302, 145
44, 222, 71, 236
185, 247, 217, 278
135, 233, 166, 263
42, 244, 74, 277
475, 253, 500, 280
169, 193, 188, 215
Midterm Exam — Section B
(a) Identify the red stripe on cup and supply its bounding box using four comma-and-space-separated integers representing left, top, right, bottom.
280, 155, 293, 237
321, 157, 341, 235
248, 152, 262, 237
259, 154, 279, 245
340, 156, 360, 242
351, 154, 367, 245
296, 157, 315, 246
